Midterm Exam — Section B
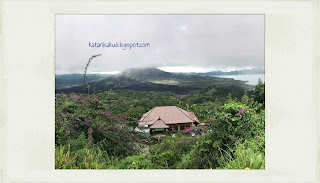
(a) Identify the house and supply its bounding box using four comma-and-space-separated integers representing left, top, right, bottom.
138, 106, 200, 134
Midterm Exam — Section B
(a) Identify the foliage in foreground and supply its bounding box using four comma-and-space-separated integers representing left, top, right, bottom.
218, 139, 265, 169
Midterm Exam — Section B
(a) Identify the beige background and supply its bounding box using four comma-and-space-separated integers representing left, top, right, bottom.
0, 0, 319, 183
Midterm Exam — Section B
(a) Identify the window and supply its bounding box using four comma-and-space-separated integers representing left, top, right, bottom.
174, 126, 178, 131
180, 125, 185, 130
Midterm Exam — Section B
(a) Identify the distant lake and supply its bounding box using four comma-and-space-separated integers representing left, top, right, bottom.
212, 74, 265, 85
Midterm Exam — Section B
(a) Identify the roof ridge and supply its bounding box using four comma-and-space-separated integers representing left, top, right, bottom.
175, 106, 196, 122
187, 111, 200, 123
158, 118, 167, 124
150, 119, 169, 129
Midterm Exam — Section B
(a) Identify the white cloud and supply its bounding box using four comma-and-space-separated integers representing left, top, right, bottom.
56, 15, 264, 74
158, 65, 254, 73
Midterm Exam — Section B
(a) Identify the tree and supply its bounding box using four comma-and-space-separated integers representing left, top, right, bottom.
241, 90, 249, 105
227, 93, 233, 103
254, 79, 265, 105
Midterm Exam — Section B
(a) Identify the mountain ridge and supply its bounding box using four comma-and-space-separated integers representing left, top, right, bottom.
182, 68, 264, 76
55, 67, 255, 94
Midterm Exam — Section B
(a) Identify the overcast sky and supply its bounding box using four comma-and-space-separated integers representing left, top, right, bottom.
56, 15, 264, 74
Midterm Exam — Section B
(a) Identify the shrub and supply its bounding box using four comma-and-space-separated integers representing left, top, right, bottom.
212, 102, 264, 149
65, 133, 90, 152
75, 148, 104, 169
55, 144, 78, 169
149, 133, 197, 169
56, 144, 123, 169
55, 93, 150, 158
177, 132, 221, 169
218, 140, 265, 169
119, 154, 154, 169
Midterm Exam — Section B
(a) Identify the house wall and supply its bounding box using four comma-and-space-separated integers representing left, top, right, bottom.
168, 123, 193, 132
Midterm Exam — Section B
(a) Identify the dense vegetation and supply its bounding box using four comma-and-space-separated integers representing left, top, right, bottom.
55, 77, 265, 169
55, 74, 111, 89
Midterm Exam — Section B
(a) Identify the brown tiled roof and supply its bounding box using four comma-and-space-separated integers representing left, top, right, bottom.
187, 112, 200, 123
150, 119, 169, 129
139, 106, 200, 126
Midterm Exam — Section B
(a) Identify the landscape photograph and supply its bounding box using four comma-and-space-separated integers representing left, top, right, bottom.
55, 15, 265, 169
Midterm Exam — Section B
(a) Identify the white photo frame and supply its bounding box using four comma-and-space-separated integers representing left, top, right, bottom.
0, 0, 319, 183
